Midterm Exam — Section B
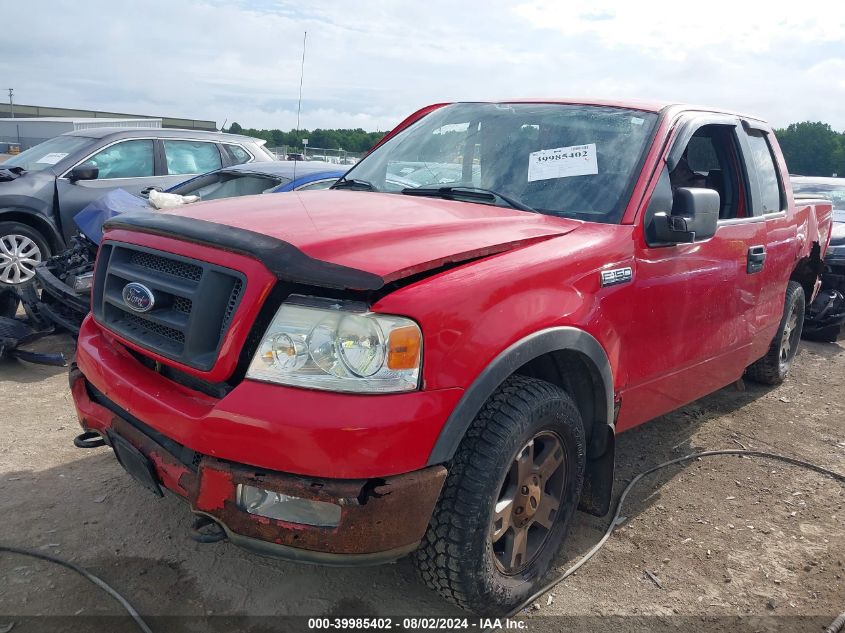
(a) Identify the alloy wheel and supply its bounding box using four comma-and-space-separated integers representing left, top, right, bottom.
491, 431, 567, 574
779, 302, 801, 371
0, 234, 42, 285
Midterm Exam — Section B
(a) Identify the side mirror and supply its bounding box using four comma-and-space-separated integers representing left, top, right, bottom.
654, 187, 720, 244
68, 164, 99, 182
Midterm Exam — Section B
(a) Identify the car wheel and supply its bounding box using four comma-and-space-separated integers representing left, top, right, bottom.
414, 374, 586, 615
746, 281, 805, 385
0, 222, 51, 287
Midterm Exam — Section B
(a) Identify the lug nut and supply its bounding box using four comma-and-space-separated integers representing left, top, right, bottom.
515, 507, 524, 515
521, 485, 529, 494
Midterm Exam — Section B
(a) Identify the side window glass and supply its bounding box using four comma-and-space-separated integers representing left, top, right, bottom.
224, 144, 252, 165
295, 178, 337, 191
163, 141, 222, 175
744, 132, 784, 214
667, 125, 746, 220
86, 140, 154, 179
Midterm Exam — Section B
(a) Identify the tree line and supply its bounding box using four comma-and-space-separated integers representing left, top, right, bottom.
774, 122, 844, 177
228, 120, 845, 177
227, 122, 385, 154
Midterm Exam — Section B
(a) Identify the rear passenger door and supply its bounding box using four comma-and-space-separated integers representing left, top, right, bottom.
737, 122, 793, 358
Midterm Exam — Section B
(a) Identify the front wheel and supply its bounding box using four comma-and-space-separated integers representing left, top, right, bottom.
414, 375, 586, 615
746, 281, 805, 385
0, 222, 51, 287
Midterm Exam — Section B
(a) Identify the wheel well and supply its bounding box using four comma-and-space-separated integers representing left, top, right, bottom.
515, 349, 606, 457
790, 241, 823, 304
0, 210, 62, 252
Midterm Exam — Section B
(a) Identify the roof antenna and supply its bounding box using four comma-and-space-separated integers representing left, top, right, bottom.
293, 31, 307, 183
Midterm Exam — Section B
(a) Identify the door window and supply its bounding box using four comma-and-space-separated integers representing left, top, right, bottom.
223, 144, 253, 165
295, 178, 338, 191
163, 140, 222, 175
84, 140, 154, 179
668, 125, 746, 220
744, 132, 785, 215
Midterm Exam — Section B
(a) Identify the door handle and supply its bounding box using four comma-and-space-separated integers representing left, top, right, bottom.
747, 245, 766, 274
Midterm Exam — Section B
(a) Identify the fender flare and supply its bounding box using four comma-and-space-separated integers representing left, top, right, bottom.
426, 327, 615, 465
0, 207, 65, 251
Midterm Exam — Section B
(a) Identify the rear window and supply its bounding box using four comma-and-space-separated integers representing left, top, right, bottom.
164, 140, 222, 175
745, 132, 784, 214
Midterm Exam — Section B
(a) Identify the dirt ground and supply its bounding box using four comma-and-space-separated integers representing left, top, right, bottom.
1, 332, 843, 632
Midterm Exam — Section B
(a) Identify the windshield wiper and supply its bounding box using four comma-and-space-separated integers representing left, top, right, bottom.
331, 177, 377, 191
400, 186, 536, 213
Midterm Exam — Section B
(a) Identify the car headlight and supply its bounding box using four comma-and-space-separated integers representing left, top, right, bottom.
245, 296, 422, 393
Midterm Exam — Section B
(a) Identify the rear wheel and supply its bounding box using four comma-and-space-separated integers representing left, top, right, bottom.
0, 222, 51, 286
414, 375, 586, 615
746, 281, 805, 385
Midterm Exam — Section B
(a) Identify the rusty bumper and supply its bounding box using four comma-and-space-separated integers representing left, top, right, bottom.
70, 367, 447, 565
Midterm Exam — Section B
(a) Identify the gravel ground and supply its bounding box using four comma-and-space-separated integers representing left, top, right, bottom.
1, 332, 843, 633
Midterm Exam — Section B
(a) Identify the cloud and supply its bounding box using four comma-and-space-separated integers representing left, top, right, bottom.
0, 0, 844, 132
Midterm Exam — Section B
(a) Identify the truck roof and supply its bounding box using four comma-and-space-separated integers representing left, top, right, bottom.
444, 98, 768, 122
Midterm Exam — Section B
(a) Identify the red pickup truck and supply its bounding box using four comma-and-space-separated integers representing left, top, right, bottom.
70, 99, 833, 614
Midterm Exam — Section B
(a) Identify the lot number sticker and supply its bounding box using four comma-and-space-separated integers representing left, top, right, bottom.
35, 152, 69, 165
528, 144, 598, 182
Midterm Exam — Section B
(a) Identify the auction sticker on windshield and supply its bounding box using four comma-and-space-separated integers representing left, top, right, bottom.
528, 143, 598, 182
35, 152, 69, 165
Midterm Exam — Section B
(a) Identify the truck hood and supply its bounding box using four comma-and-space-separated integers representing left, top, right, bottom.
107, 191, 580, 290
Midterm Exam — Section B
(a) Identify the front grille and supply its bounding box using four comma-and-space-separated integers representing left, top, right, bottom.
129, 250, 202, 281
92, 242, 246, 371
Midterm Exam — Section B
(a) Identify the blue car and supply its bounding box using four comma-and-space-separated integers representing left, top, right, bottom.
166, 161, 344, 198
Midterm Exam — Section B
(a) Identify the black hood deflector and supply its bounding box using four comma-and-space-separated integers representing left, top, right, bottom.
104, 212, 385, 291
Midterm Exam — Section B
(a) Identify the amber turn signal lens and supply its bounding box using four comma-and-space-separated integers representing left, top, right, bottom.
387, 325, 421, 370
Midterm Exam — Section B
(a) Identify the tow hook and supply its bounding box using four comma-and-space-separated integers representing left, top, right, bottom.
190, 515, 228, 544
73, 431, 107, 449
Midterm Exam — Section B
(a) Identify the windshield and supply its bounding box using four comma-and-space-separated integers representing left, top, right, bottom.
2, 135, 96, 172
792, 180, 845, 223
342, 103, 658, 223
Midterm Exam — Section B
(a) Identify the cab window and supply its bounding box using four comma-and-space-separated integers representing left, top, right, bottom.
83, 140, 154, 179
163, 140, 222, 175
744, 132, 785, 215
668, 124, 747, 220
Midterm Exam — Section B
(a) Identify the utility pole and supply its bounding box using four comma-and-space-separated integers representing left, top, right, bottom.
7, 88, 13, 118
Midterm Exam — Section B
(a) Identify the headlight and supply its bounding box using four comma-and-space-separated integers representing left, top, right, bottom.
246, 296, 422, 393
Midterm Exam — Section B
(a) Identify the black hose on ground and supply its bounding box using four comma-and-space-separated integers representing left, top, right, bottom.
0, 545, 153, 633
1, 449, 843, 633
506, 448, 845, 625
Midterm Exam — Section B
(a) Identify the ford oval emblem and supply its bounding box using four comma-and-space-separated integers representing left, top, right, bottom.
122, 282, 155, 313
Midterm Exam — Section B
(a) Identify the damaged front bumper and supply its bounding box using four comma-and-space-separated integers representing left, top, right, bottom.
69, 366, 447, 565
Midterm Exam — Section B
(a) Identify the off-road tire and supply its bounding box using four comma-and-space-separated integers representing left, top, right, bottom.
414, 374, 586, 615
746, 281, 805, 385
0, 221, 52, 287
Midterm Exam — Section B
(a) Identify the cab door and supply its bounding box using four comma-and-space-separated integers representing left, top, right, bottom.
616, 117, 767, 431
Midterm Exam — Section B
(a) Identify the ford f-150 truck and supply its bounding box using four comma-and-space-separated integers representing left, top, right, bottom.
70, 99, 833, 614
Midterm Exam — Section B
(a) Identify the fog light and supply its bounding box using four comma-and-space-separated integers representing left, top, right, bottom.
236, 484, 341, 527
71, 272, 94, 293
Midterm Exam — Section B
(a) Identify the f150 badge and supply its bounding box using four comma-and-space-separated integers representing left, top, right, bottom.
600, 267, 633, 287
122, 282, 156, 313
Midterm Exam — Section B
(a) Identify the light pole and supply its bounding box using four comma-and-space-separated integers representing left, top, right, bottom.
7, 88, 13, 118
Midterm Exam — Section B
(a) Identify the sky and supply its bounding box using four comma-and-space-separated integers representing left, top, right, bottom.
2, 0, 845, 133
